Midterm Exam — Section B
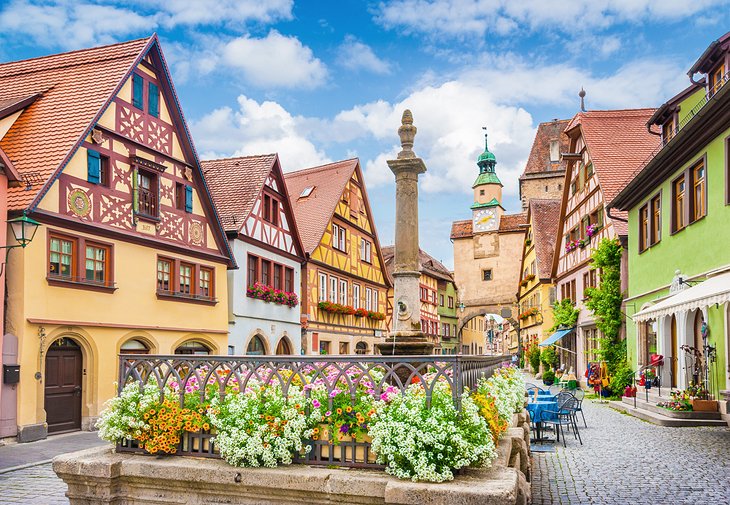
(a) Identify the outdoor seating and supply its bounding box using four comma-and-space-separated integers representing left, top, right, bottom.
573, 388, 587, 427
543, 394, 583, 447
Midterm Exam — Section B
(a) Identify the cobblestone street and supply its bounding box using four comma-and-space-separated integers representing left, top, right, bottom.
531, 398, 730, 505
0, 463, 68, 504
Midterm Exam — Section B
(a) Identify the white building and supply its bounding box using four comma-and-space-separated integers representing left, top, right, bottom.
204, 154, 305, 355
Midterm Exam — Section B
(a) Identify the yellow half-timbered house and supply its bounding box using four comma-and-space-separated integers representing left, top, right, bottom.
285, 159, 390, 355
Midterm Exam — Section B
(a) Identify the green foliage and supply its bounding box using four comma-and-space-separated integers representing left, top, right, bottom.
584, 238, 628, 395
550, 299, 580, 332
528, 344, 541, 374
540, 346, 558, 369
542, 369, 555, 384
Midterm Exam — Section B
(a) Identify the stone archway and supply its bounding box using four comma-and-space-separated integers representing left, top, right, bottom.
457, 305, 517, 356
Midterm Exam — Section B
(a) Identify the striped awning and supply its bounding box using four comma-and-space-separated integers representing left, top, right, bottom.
632, 272, 730, 322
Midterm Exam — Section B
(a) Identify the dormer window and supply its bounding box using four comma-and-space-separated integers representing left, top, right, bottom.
662, 117, 676, 144
709, 61, 726, 96
549, 140, 559, 162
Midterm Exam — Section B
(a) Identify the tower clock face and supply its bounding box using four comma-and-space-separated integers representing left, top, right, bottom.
474, 208, 497, 232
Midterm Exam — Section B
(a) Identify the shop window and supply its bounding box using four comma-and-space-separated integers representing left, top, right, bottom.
246, 335, 266, 355
175, 340, 211, 355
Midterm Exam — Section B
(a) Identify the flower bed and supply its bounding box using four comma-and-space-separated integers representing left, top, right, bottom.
98, 357, 521, 483
518, 307, 539, 320
246, 282, 298, 307
318, 301, 385, 321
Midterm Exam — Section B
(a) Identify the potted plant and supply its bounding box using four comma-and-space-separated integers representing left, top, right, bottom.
542, 369, 555, 386
687, 383, 718, 412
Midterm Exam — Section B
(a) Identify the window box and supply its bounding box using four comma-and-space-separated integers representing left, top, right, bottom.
246, 282, 299, 307
318, 301, 356, 315
46, 274, 117, 293
156, 290, 217, 305
367, 311, 386, 321
354, 308, 369, 318
519, 274, 535, 287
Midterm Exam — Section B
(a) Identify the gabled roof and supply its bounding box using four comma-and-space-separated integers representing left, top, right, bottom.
521, 119, 570, 177
381, 245, 454, 283
648, 82, 704, 126
688, 30, 730, 76
0, 35, 235, 266
0, 37, 152, 210
203, 154, 276, 232
0, 93, 40, 121
284, 159, 359, 254
450, 219, 473, 239
528, 199, 561, 279
449, 212, 526, 239
565, 109, 658, 235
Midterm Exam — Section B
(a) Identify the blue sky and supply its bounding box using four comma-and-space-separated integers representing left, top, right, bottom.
1, 1, 728, 268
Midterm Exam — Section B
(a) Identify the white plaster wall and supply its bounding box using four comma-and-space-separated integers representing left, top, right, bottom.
228, 239, 302, 355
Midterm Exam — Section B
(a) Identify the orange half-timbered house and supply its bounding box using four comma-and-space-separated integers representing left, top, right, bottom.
0, 36, 234, 442
204, 154, 305, 356
285, 159, 390, 355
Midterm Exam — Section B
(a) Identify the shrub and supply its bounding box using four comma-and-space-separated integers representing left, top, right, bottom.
528, 344, 541, 374
540, 346, 558, 369
542, 369, 555, 384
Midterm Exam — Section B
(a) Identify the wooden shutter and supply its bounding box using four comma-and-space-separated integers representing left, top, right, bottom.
132, 74, 144, 109
87, 150, 101, 184
132, 168, 139, 212
185, 185, 193, 213
148, 82, 159, 117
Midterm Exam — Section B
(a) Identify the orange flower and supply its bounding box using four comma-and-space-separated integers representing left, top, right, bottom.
336, 408, 343, 415
345, 406, 353, 413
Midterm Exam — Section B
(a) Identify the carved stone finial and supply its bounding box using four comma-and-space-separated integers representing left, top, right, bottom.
397, 109, 417, 159
579, 88, 587, 112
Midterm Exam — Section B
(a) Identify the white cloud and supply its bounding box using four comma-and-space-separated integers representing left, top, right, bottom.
148, 0, 292, 26
336, 36, 392, 75
191, 95, 331, 171
219, 31, 328, 89
374, 0, 730, 38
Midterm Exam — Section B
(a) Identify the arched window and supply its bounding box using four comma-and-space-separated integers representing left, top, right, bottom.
174, 340, 211, 355
275, 337, 292, 355
355, 342, 368, 355
247, 335, 266, 355
120, 339, 150, 355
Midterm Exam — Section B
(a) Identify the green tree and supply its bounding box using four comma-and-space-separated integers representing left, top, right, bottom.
550, 299, 580, 332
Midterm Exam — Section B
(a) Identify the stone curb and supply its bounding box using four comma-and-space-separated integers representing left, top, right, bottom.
0, 458, 53, 475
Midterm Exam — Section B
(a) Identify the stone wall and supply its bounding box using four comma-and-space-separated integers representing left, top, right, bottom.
53, 411, 532, 505
519, 175, 565, 211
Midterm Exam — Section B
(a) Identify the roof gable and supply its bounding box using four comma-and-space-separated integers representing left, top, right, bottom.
521, 119, 570, 177
528, 199, 561, 279
381, 245, 454, 283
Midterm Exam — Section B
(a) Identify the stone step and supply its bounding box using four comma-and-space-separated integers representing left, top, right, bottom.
621, 396, 723, 420
609, 401, 729, 427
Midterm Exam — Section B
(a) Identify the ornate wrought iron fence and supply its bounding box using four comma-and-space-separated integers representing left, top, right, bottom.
116, 354, 508, 467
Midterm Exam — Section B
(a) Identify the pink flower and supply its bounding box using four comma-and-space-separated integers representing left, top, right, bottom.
312, 399, 321, 408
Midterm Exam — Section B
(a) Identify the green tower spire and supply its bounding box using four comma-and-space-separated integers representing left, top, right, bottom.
473, 128, 501, 187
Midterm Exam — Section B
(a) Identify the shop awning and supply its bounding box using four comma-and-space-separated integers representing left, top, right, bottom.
632, 272, 730, 322
540, 327, 575, 347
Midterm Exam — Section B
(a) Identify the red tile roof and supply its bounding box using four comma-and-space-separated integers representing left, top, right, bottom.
0, 37, 152, 210
450, 219, 473, 239
284, 159, 359, 254
498, 212, 527, 232
521, 119, 570, 177
566, 109, 658, 235
202, 154, 277, 233
381, 245, 454, 283
528, 199, 561, 279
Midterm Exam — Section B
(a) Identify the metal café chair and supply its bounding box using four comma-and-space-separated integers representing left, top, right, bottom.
572, 388, 587, 427
543, 394, 583, 447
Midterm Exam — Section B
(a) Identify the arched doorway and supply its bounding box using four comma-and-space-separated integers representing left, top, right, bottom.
247, 335, 266, 355
120, 338, 150, 355
355, 342, 368, 355
174, 340, 211, 355
45, 337, 82, 434
670, 315, 678, 388
275, 337, 292, 355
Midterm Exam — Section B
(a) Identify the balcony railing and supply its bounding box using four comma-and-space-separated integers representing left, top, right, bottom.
116, 354, 508, 467
137, 187, 158, 218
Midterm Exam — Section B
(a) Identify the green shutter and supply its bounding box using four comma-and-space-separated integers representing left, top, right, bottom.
132, 168, 139, 212
185, 185, 193, 213
148, 82, 159, 118
87, 150, 100, 184
132, 74, 143, 109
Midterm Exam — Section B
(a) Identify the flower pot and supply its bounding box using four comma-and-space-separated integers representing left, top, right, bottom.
645, 381, 652, 390
691, 399, 718, 412
315, 424, 332, 460
342, 435, 377, 464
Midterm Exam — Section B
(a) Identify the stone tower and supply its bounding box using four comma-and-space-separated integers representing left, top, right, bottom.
471, 130, 505, 234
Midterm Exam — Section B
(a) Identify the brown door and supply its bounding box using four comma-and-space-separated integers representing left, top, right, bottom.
45, 338, 82, 434
670, 316, 678, 388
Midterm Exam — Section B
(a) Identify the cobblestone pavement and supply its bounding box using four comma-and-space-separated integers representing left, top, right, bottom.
531, 397, 730, 505
0, 463, 68, 504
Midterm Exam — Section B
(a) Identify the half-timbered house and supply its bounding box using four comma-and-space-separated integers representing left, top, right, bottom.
284, 159, 390, 355
0, 37, 233, 442
551, 109, 656, 381
204, 154, 305, 356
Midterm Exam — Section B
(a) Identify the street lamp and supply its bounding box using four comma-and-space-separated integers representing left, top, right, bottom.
0, 211, 41, 276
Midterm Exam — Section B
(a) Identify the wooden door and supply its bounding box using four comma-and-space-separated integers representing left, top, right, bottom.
45, 339, 82, 434
670, 316, 678, 388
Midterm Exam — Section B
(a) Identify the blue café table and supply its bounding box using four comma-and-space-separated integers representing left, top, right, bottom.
526, 397, 558, 442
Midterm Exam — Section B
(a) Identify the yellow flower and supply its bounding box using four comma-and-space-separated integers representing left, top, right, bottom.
336, 408, 343, 415
345, 406, 353, 413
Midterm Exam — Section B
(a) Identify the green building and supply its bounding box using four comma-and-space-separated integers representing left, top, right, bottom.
611, 31, 730, 397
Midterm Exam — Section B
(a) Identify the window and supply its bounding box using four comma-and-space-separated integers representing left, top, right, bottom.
300, 186, 315, 198
157, 258, 172, 292
339, 279, 348, 305
132, 73, 144, 109
332, 224, 346, 251
709, 61, 726, 96
651, 195, 661, 244
175, 340, 211, 355
247, 335, 266, 355
353, 284, 361, 309
663, 117, 675, 143
261, 260, 271, 286
120, 339, 149, 355
366, 287, 373, 311
672, 174, 686, 232
691, 161, 706, 222
589, 206, 604, 229
583, 269, 597, 290
84, 243, 109, 284
482, 269, 492, 281
530, 261, 536, 276
273, 264, 282, 290
562, 280, 577, 304
339, 342, 349, 354
248, 255, 259, 287
439, 294, 444, 306
87, 150, 109, 186
285, 267, 294, 293
148, 82, 159, 118
448, 296, 454, 309
330, 276, 338, 302
173, 184, 193, 213
360, 239, 372, 263
199, 267, 213, 299
49, 235, 75, 279
137, 170, 158, 218
263, 194, 279, 226
339, 227, 346, 251
319, 340, 330, 355
549, 140, 559, 162
319, 272, 327, 301
480, 189, 485, 196
372, 289, 379, 312
639, 204, 650, 252
639, 194, 662, 252
179, 263, 193, 294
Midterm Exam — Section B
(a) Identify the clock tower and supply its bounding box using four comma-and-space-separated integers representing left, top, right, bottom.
471, 129, 504, 233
